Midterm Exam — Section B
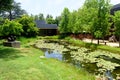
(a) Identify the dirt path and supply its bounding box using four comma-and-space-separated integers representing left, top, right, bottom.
83, 38, 119, 47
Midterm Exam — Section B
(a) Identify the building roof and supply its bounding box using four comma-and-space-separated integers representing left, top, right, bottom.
111, 3, 120, 15
35, 20, 58, 29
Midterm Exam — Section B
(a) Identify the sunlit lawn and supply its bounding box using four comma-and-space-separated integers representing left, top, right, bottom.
0, 38, 95, 80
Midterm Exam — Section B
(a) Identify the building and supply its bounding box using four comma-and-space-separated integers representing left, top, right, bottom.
35, 20, 58, 36
111, 3, 120, 15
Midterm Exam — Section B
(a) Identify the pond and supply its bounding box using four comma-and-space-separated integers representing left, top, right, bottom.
34, 40, 120, 79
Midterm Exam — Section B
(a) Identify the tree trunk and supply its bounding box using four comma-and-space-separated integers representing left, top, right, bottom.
91, 34, 93, 43
119, 36, 120, 47
9, 10, 12, 21
98, 38, 99, 45
102, 37, 105, 43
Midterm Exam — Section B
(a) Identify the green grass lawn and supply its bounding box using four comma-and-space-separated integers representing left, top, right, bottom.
0, 37, 95, 80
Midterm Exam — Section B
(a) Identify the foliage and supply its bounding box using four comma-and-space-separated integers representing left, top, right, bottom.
0, 0, 13, 12
0, 1, 27, 20
114, 11, 120, 47
0, 17, 5, 25
46, 14, 55, 24
46, 17, 55, 24
34, 13, 45, 20
11, 1, 27, 19
38, 13, 45, 20
59, 8, 70, 33
18, 15, 39, 37
0, 19, 23, 36
68, 11, 77, 33
94, 30, 102, 39
94, 0, 110, 38
34, 39, 120, 74
58, 0, 110, 40
54, 16, 61, 26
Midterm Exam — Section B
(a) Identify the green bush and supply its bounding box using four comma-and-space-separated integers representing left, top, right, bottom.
18, 15, 39, 37
0, 19, 23, 37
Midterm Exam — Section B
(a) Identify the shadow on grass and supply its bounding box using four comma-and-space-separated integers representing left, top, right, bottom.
0, 47, 24, 60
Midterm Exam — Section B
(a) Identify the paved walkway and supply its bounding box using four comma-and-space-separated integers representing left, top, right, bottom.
83, 38, 119, 47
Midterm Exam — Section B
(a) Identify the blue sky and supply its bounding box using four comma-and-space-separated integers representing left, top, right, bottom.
15, 0, 120, 18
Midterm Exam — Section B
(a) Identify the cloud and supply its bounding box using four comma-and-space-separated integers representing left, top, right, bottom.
46, 0, 64, 6
111, 0, 120, 5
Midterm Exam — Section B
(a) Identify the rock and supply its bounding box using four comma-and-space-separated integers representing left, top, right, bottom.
3, 41, 20, 48
40, 56, 45, 59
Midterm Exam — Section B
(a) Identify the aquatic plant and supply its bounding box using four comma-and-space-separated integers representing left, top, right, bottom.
34, 40, 120, 73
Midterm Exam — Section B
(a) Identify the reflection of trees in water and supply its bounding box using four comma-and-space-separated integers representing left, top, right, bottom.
62, 51, 71, 63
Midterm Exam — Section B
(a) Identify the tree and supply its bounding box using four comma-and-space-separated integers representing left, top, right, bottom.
72, 0, 99, 35
0, 0, 13, 12
34, 15, 39, 20
46, 14, 55, 24
59, 8, 70, 34
38, 13, 45, 20
46, 18, 55, 24
18, 15, 39, 37
11, 1, 27, 19
0, 19, 23, 37
54, 16, 61, 26
46, 14, 53, 19
94, 0, 110, 44
68, 10, 77, 33
114, 11, 120, 47
0, 1, 27, 20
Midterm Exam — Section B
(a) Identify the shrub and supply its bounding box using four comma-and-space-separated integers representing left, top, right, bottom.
0, 19, 23, 37
18, 15, 39, 37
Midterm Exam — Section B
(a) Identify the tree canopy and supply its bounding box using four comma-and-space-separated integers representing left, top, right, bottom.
114, 11, 120, 47
0, 19, 23, 37
0, 1, 27, 20
0, 0, 13, 12
58, 0, 111, 44
18, 15, 39, 37
59, 8, 70, 34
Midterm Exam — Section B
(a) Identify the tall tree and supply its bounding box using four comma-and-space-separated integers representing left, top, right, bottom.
38, 13, 45, 20
114, 11, 120, 47
54, 16, 61, 26
59, 8, 70, 34
34, 15, 39, 20
75, 0, 98, 34
94, 0, 110, 44
68, 10, 77, 33
46, 14, 53, 19
0, 1, 27, 20
46, 14, 55, 24
11, 1, 27, 19
0, 0, 13, 12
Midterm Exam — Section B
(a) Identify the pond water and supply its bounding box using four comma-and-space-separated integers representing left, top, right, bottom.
45, 50, 63, 61
44, 49, 114, 80
34, 40, 120, 79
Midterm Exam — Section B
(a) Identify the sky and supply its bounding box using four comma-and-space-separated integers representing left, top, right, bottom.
15, 0, 120, 18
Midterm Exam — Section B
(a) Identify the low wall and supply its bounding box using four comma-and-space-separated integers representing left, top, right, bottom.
70, 33, 93, 40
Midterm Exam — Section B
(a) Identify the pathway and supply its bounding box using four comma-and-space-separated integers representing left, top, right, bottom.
83, 38, 119, 47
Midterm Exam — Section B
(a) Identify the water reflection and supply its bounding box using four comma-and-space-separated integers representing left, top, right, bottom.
44, 49, 72, 62
45, 50, 63, 61
105, 70, 113, 80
